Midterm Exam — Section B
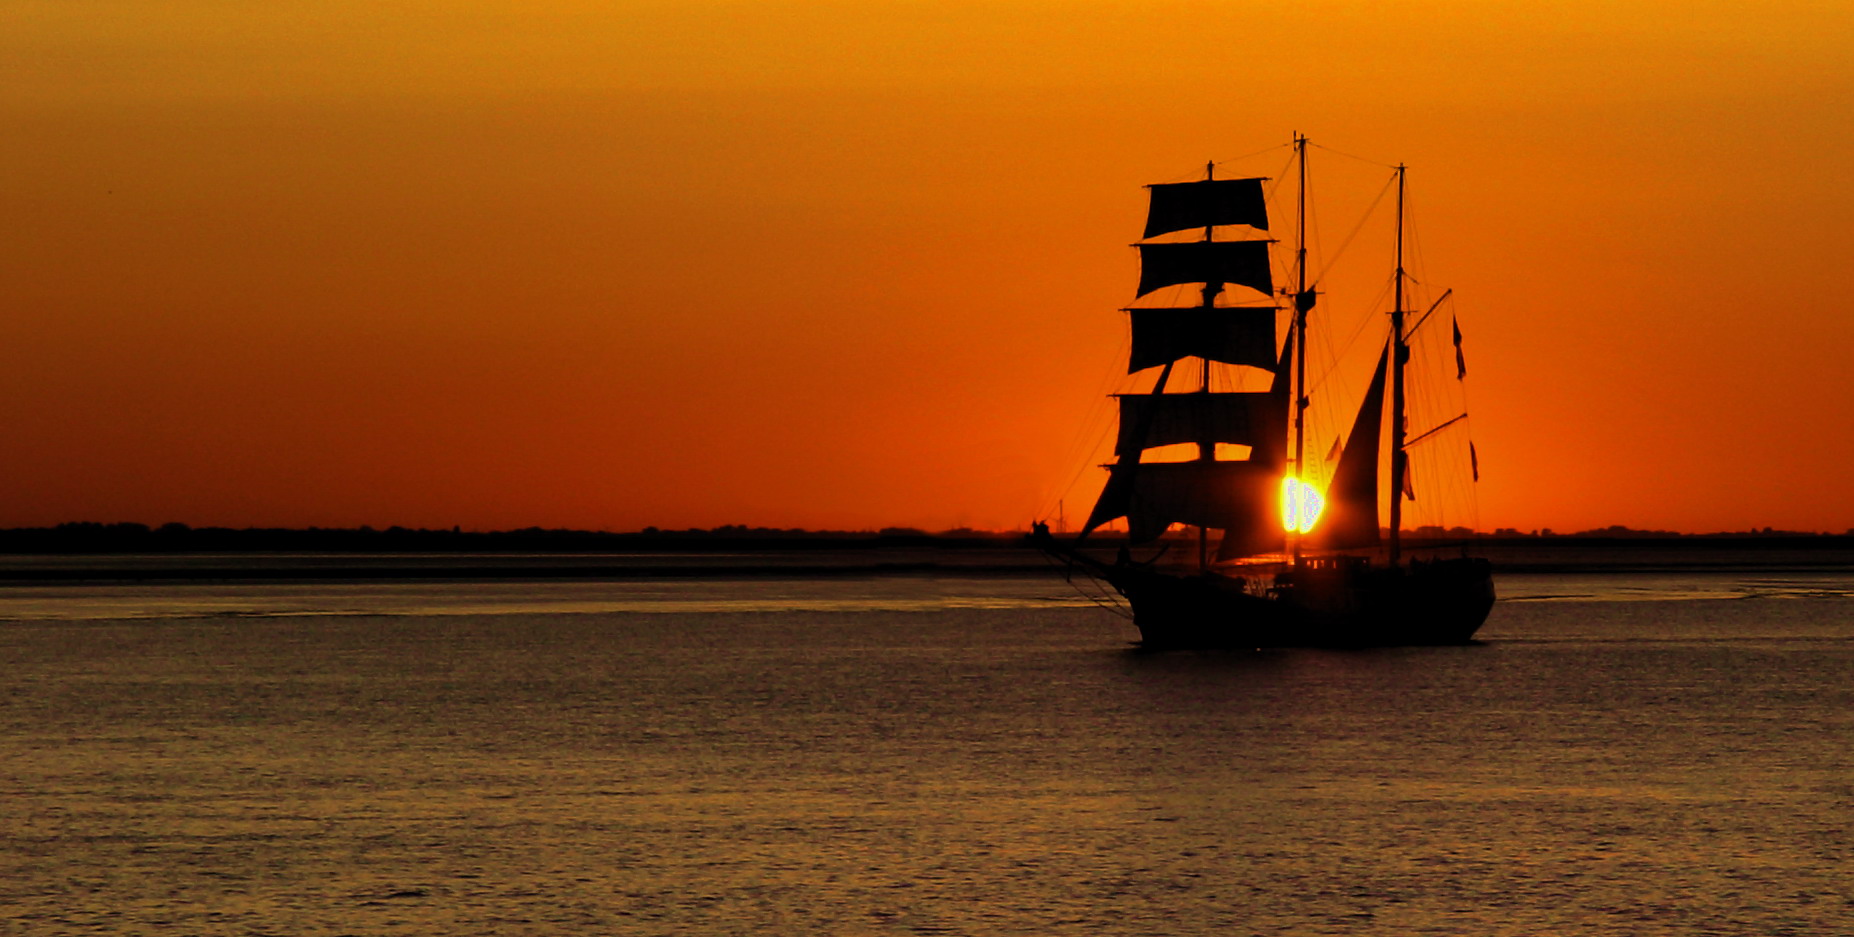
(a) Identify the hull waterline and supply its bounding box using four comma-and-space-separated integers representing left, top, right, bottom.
1107, 556, 1495, 649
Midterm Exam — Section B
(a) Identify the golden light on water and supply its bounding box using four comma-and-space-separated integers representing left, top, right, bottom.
1281, 476, 1325, 534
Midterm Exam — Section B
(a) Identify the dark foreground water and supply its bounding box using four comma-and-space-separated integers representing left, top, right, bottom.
4, 570, 1852, 935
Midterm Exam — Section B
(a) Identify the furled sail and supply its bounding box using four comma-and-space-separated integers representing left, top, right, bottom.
1084, 460, 1279, 544
1143, 178, 1269, 238
1126, 306, 1276, 373
1113, 392, 1280, 455
1306, 343, 1389, 551
1136, 241, 1274, 298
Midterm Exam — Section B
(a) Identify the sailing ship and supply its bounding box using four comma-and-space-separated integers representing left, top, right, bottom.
1033, 135, 1494, 648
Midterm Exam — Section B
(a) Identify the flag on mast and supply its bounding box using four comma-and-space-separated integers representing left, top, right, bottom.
1452, 316, 1467, 380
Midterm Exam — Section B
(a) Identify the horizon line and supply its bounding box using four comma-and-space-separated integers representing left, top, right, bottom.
7, 521, 1854, 541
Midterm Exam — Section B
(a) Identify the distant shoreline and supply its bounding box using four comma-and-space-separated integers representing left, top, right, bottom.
1, 527, 1851, 584
6, 522, 1853, 554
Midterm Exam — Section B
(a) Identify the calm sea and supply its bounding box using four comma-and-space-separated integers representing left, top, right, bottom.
4, 564, 1852, 935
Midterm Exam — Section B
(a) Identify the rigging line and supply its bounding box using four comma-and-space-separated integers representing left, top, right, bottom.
1044, 401, 1107, 494
1305, 154, 1323, 306
1404, 184, 1427, 280
1150, 165, 1212, 186
1151, 144, 1290, 186
1036, 328, 1130, 522
1040, 422, 1113, 525
1307, 141, 1399, 170
1262, 150, 1296, 202
1405, 413, 1468, 448
1037, 552, 1133, 619
1045, 397, 1117, 518
1309, 172, 1397, 288
1303, 316, 1348, 486
1292, 150, 1334, 454
1404, 289, 1454, 339
1216, 141, 1290, 172
1259, 152, 1297, 287
1311, 278, 1393, 460
1399, 317, 1474, 532
1304, 277, 1391, 398
1060, 554, 1121, 606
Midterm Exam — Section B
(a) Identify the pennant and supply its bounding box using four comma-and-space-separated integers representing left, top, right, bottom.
1401, 461, 1415, 501
1325, 436, 1341, 462
1452, 316, 1467, 380
1470, 442, 1480, 482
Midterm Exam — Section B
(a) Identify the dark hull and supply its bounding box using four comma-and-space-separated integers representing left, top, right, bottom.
1108, 556, 1495, 649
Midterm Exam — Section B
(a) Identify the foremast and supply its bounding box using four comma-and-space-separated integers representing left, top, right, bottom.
1079, 159, 1286, 556
1195, 161, 1218, 570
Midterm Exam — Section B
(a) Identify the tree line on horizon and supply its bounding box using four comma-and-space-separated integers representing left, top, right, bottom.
0, 520, 1851, 554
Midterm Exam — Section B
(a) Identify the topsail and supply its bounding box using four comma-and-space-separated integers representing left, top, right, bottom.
1135, 241, 1274, 298
1143, 178, 1269, 238
1126, 306, 1276, 373
1113, 392, 1281, 455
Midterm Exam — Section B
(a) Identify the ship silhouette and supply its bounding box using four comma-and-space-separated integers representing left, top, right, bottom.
1035, 135, 1495, 648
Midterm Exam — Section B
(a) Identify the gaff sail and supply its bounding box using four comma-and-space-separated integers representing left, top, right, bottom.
1306, 343, 1389, 551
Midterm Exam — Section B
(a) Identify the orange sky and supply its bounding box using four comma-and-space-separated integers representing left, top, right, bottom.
4, 1, 1852, 533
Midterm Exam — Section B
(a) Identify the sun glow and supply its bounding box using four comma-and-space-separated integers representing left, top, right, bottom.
1281, 476, 1325, 534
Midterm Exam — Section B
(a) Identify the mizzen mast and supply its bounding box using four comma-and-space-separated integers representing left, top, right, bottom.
1389, 162, 1408, 567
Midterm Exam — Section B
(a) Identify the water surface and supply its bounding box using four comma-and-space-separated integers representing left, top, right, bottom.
4, 569, 1850, 934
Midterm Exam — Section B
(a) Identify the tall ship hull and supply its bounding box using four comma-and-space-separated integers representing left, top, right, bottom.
1109, 557, 1494, 649
1038, 136, 1495, 649
1035, 533, 1494, 649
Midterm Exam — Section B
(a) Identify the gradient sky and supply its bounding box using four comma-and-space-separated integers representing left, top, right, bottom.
5, 1, 1851, 533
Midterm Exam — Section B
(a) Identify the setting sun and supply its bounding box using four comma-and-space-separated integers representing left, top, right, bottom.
1281, 476, 1326, 534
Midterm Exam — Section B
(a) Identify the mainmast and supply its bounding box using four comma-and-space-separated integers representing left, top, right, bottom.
1290, 133, 1309, 563
1389, 163, 1408, 567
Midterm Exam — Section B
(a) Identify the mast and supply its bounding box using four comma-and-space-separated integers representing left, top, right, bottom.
1291, 133, 1309, 563
1087, 167, 1279, 551
1389, 163, 1407, 567
1197, 160, 1216, 570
